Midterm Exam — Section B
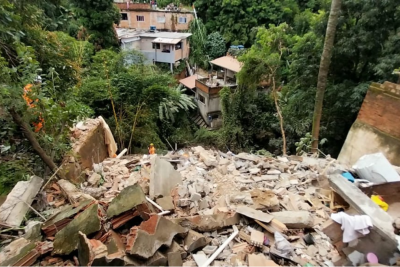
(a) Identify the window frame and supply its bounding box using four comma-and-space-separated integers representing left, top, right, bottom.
152, 43, 161, 49
198, 94, 206, 104
136, 15, 145, 22
178, 17, 187, 24
121, 13, 128, 20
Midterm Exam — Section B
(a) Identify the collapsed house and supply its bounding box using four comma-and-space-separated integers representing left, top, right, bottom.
2, 113, 400, 266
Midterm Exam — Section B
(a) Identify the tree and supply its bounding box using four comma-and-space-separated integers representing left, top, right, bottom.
205, 32, 226, 60
310, 0, 341, 152
69, 0, 120, 49
238, 24, 292, 154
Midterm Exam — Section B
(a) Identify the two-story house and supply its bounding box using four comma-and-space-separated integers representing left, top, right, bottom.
115, 1, 194, 32
117, 28, 192, 71
180, 56, 242, 128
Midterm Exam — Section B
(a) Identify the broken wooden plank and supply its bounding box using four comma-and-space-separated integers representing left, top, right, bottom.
0, 176, 43, 227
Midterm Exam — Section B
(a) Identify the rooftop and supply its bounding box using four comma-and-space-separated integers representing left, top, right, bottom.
179, 74, 203, 89
210, 56, 242, 73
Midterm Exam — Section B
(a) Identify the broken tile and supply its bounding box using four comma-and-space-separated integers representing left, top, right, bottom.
250, 230, 264, 247
171, 212, 240, 232
53, 203, 101, 255
126, 215, 187, 259
106, 184, 146, 218
168, 251, 182, 266
236, 206, 273, 223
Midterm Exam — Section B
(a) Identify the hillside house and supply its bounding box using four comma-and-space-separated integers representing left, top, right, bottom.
117, 28, 191, 71
115, 1, 194, 32
180, 56, 242, 128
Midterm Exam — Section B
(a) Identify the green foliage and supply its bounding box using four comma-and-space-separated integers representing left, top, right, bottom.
69, 0, 120, 49
0, 160, 29, 195
79, 50, 196, 151
295, 132, 327, 155
188, 18, 209, 68
205, 32, 226, 60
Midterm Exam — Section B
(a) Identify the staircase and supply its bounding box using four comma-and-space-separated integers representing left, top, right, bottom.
191, 114, 212, 130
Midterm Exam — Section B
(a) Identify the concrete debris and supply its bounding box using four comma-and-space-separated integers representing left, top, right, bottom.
236, 206, 273, 223
150, 156, 182, 199
0, 176, 43, 227
106, 184, 146, 218
126, 215, 187, 259
184, 229, 209, 253
53, 203, 101, 255
270, 211, 314, 228
1, 143, 360, 266
57, 179, 95, 204
171, 212, 240, 232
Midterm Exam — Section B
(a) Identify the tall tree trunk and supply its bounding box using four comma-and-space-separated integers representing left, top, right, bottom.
272, 77, 287, 155
311, 0, 342, 152
9, 107, 65, 179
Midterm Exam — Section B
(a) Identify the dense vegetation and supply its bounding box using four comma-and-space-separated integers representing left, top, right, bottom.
1, 0, 400, 194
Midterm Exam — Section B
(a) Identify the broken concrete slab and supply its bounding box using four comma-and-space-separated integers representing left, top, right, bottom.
202, 245, 217, 255
184, 230, 209, 253
168, 251, 183, 266
88, 172, 102, 186
126, 215, 187, 259
53, 203, 101, 255
0, 176, 43, 227
270, 211, 313, 228
57, 179, 95, 204
160, 240, 188, 259
150, 156, 182, 199
236, 206, 273, 223
107, 184, 146, 218
235, 153, 260, 163
78, 231, 108, 266
42, 199, 92, 237
171, 212, 240, 232
24, 221, 43, 241
253, 175, 279, 182
0, 238, 33, 266
156, 196, 175, 211
200, 151, 218, 167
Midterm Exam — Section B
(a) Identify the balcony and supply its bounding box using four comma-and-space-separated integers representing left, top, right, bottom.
195, 77, 237, 94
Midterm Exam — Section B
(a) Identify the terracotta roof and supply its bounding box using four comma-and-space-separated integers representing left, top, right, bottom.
179, 74, 202, 89
210, 56, 242, 73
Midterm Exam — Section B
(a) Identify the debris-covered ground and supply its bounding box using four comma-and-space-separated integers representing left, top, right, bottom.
0, 144, 353, 266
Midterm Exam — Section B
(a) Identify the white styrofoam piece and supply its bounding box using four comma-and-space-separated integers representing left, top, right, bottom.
353, 152, 400, 184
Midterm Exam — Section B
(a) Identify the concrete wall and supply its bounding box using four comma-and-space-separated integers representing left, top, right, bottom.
338, 82, 400, 166
195, 89, 223, 124
117, 6, 194, 31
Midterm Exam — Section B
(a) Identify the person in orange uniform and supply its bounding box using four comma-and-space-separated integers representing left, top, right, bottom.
23, 76, 44, 133
148, 143, 156, 155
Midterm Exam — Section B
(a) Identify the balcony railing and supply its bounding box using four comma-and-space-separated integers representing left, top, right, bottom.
195, 77, 237, 94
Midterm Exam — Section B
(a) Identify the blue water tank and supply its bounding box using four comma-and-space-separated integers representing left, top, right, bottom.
230, 45, 238, 49
237, 45, 244, 49
150, 25, 156, 32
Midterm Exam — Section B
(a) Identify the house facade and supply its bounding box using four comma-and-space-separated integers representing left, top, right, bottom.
115, 2, 194, 32
180, 56, 242, 128
117, 28, 192, 71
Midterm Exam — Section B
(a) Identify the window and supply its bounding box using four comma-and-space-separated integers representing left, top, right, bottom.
152, 43, 160, 49
162, 44, 170, 53
121, 13, 128, 20
178, 17, 187, 24
198, 94, 205, 104
175, 42, 182, 50
136, 15, 145, 22
157, 16, 166, 23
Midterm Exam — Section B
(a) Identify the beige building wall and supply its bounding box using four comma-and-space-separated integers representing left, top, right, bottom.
117, 7, 194, 31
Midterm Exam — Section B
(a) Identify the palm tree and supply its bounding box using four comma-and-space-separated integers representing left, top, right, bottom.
311, 0, 342, 152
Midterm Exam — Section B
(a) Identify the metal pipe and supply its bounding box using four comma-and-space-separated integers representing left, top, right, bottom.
146, 196, 164, 212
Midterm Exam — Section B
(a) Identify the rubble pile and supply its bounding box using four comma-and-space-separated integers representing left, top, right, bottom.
0, 146, 358, 266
